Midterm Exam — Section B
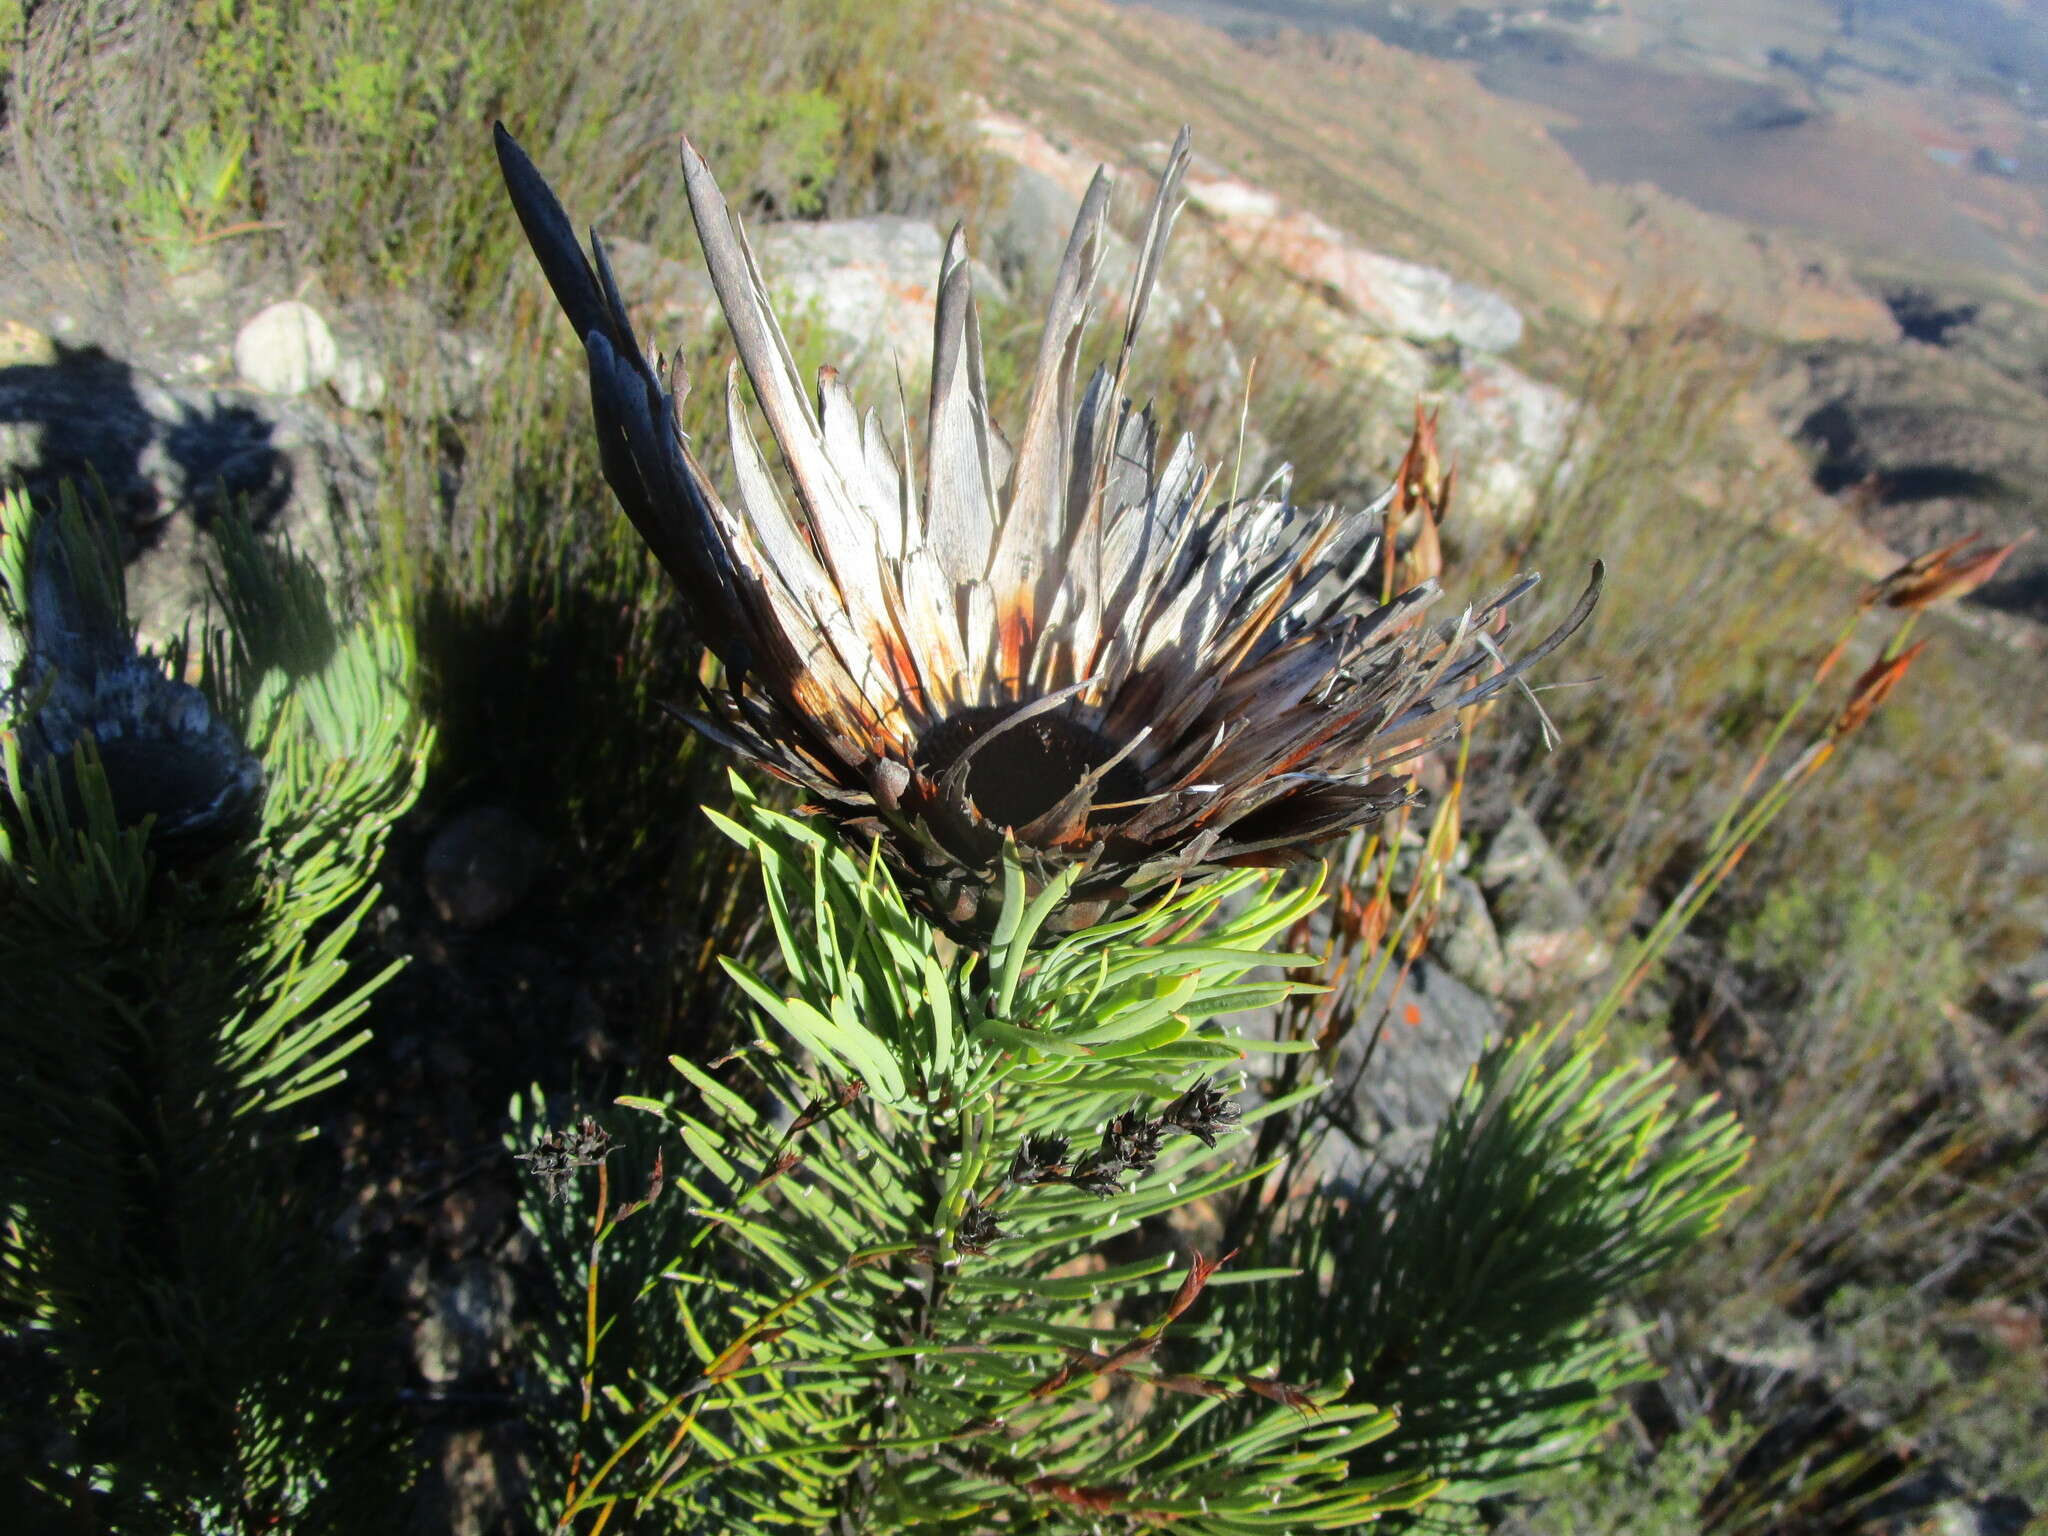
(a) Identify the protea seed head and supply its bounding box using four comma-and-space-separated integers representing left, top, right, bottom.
494, 124, 1599, 944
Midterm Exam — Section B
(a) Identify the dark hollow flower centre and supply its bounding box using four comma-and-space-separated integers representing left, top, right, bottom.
915, 706, 1146, 831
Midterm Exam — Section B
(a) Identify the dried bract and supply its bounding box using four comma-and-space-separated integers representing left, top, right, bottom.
1099, 1106, 1165, 1172
1831, 640, 1927, 740
1866, 531, 2027, 612
1238, 1373, 1321, 1415
1065, 1153, 1131, 1200
1163, 1246, 1236, 1324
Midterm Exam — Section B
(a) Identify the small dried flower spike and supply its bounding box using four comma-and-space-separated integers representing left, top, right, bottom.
1100, 1106, 1166, 1172
1007, 1132, 1072, 1186
1831, 639, 1927, 739
1161, 1076, 1243, 1148
514, 1144, 574, 1203
1164, 1246, 1238, 1323
1867, 531, 2028, 612
1066, 1153, 1130, 1200
1238, 1372, 1321, 1415
955, 1203, 1003, 1256
515, 1115, 615, 1203
566, 1115, 614, 1164
1153, 1373, 1234, 1399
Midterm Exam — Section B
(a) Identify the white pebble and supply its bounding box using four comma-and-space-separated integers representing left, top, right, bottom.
234, 300, 337, 395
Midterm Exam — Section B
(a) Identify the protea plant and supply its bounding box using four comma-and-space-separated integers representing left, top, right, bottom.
494, 124, 1598, 940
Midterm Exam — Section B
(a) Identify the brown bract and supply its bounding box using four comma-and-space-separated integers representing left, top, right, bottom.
1865, 531, 2029, 612
1832, 640, 1927, 739
494, 123, 1600, 943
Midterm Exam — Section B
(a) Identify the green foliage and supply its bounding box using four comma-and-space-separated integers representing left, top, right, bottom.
0, 1, 20, 87
1220, 1026, 1750, 1518
159, 0, 983, 303
104, 122, 249, 273
12, 4, 2015, 1524
712, 85, 846, 219
1507, 1410, 1758, 1536
1818, 1284, 2048, 1508
0, 488, 431, 1529
1727, 851, 1967, 1040
510, 1086, 706, 1512
519, 779, 1435, 1533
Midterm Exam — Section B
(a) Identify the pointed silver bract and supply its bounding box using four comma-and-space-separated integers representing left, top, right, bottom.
495, 123, 1600, 940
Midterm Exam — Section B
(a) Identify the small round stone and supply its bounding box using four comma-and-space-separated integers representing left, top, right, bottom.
424, 807, 545, 930
330, 349, 387, 410
233, 300, 338, 396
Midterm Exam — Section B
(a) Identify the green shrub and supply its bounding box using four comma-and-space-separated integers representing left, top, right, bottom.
0, 488, 431, 1528
514, 787, 1430, 1532
1218, 1026, 1749, 1523
1507, 1411, 1759, 1536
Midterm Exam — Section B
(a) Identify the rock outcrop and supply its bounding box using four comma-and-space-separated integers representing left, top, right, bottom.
1475, 802, 1612, 986
601, 215, 1008, 375
976, 111, 1578, 528
0, 330, 373, 645
1179, 163, 1526, 354
1300, 801, 1614, 1189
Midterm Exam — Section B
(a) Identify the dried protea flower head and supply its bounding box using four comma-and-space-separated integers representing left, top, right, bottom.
495, 124, 1600, 942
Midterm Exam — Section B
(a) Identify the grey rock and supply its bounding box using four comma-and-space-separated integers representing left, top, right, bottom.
424, 808, 546, 931
413, 1258, 515, 1385
1335, 246, 1524, 354
983, 162, 1087, 284
1473, 802, 1551, 887
605, 214, 995, 376
1310, 959, 1506, 1189
164, 265, 231, 316
1428, 873, 1531, 998
329, 347, 387, 411
233, 300, 338, 396
417, 1423, 528, 1536
0, 343, 371, 646
1478, 803, 1611, 984
1180, 165, 1525, 353
593, 237, 716, 333
0, 317, 54, 368
753, 216, 956, 360
1433, 356, 1579, 528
